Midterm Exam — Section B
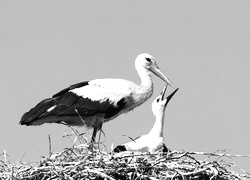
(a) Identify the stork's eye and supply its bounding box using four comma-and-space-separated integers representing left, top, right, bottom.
145, 57, 152, 62
156, 98, 160, 103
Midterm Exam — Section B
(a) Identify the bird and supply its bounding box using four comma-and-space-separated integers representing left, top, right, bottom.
113, 86, 178, 153
20, 53, 174, 143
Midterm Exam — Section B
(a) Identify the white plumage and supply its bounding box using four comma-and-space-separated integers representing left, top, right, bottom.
113, 86, 178, 153
20, 53, 174, 142
70, 79, 135, 104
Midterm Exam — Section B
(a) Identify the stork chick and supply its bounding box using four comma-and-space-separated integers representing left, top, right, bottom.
113, 86, 178, 153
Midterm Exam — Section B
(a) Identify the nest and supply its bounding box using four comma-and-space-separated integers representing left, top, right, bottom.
1, 130, 250, 180
1, 144, 250, 180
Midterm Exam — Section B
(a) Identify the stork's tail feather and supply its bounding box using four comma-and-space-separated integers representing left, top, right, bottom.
20, 98, 56, 126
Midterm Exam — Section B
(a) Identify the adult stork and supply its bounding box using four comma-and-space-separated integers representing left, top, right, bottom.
113, 86, 178, 153
20, 53, 174, 143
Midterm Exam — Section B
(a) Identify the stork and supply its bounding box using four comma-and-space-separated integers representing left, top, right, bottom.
113, 86, 178, 153
20, 53, 174, 143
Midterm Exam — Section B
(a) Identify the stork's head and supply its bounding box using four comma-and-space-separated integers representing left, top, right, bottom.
135, 53, 174, 87
152, 86, 178, 116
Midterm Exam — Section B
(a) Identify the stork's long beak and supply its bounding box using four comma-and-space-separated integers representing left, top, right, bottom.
150, 64, 174, 88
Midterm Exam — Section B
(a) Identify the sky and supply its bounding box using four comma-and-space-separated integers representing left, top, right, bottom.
0, 0, 249, 172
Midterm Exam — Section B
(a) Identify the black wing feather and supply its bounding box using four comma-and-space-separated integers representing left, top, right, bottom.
20, 98, 57, 125
20, 84, 127, 126
52, 92, 126, 118
52, 81, 89, 98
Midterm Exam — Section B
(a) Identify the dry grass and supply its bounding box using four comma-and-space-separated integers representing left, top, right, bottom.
1, 131, 250, 180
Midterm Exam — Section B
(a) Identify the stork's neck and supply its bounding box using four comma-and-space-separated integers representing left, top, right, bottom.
148, 112, 165, 137
137, 66, 153, 89
132, 66, 154, 106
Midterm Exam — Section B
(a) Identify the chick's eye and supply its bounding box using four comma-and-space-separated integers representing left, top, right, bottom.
145, 57, 152, 62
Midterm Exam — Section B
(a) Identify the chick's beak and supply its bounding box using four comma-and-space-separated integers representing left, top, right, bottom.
166, 88, 179, 104
160, 85, 168, 100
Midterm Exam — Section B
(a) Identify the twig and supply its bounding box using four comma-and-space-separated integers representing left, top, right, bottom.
48, 134, 52, 155
74, 108, 86, 126
3, 150, 7, 164
182, 150, 250, 158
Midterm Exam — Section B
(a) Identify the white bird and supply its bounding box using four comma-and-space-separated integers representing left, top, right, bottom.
20, 53, 174, 142
113, 86, 178, 153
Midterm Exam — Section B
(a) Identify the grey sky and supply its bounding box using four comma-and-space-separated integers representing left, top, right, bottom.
0, 1, 249, 170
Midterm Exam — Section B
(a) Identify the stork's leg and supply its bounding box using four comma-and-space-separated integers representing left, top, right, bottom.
90, 119, 103, 143
91, 127, 98, 143
97, 121, 103, 143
